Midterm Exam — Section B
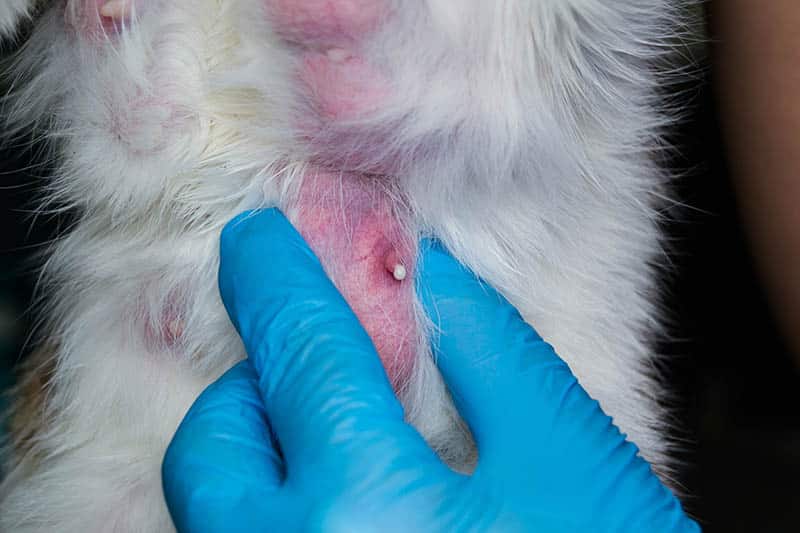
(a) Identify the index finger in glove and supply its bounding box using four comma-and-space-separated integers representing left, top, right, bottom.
416, 240, 590, 460
218, 209, 434, 479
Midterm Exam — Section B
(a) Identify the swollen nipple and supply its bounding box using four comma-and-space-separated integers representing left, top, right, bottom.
384, 248, 407, 282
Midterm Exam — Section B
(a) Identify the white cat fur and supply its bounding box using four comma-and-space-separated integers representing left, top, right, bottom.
0, 0, 689, 530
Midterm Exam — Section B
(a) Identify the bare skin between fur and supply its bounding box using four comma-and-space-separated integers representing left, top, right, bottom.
0, 0, 687, 530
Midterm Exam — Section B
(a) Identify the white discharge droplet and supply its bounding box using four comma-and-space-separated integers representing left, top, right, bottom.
392, 264, 407, 282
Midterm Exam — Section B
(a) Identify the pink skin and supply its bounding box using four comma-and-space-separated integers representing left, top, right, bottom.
141, 292, 185, 353
266, 0, 392, 124
296, 51, 394, 174
298, 52, 389, 121
143, 307, 184, 352
265, 0, 418, 385
290, 170, 417, 387
266, 0, 419, 385
66, 0, 135, 38
265, 0, 386, 49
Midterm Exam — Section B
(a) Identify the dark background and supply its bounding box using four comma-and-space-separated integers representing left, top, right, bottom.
668, 72, 800, 530
2, 12, 800, 533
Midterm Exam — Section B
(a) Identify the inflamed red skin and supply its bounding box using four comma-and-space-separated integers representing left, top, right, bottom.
288, 170, 418, 386
264, 0, 419, 385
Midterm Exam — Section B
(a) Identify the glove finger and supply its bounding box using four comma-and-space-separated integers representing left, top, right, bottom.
219, 209, 436, 481
417, 241, 699, 530
162, 360, 290, 532
416, 239, 588, 461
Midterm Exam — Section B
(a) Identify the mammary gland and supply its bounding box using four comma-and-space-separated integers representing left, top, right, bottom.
0, 0, 685, 530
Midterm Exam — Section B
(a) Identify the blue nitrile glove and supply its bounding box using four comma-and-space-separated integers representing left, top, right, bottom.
162, 208, 700, 532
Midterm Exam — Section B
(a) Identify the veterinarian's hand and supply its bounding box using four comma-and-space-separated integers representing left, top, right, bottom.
162, 208, 700, 532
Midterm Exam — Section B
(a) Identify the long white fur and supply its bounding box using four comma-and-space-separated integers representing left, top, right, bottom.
0, 0, 690, 530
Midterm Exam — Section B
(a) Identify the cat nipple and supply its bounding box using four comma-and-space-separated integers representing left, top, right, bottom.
165, 318, 184, 343
100, 0, 131, 21
326, 48, 352, 62
384, 249, 407, 282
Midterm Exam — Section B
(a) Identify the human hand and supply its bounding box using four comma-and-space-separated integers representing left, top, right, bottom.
162, 208, 699, 532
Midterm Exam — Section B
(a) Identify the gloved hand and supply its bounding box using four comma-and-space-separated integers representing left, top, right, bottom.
162, 208, 700, 532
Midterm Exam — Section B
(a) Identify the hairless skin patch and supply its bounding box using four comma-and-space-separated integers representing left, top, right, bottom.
289, 170, 418, 386
266, 0, 418, 385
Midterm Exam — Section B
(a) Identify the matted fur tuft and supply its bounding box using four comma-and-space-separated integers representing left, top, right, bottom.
1, 1, 696, 530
